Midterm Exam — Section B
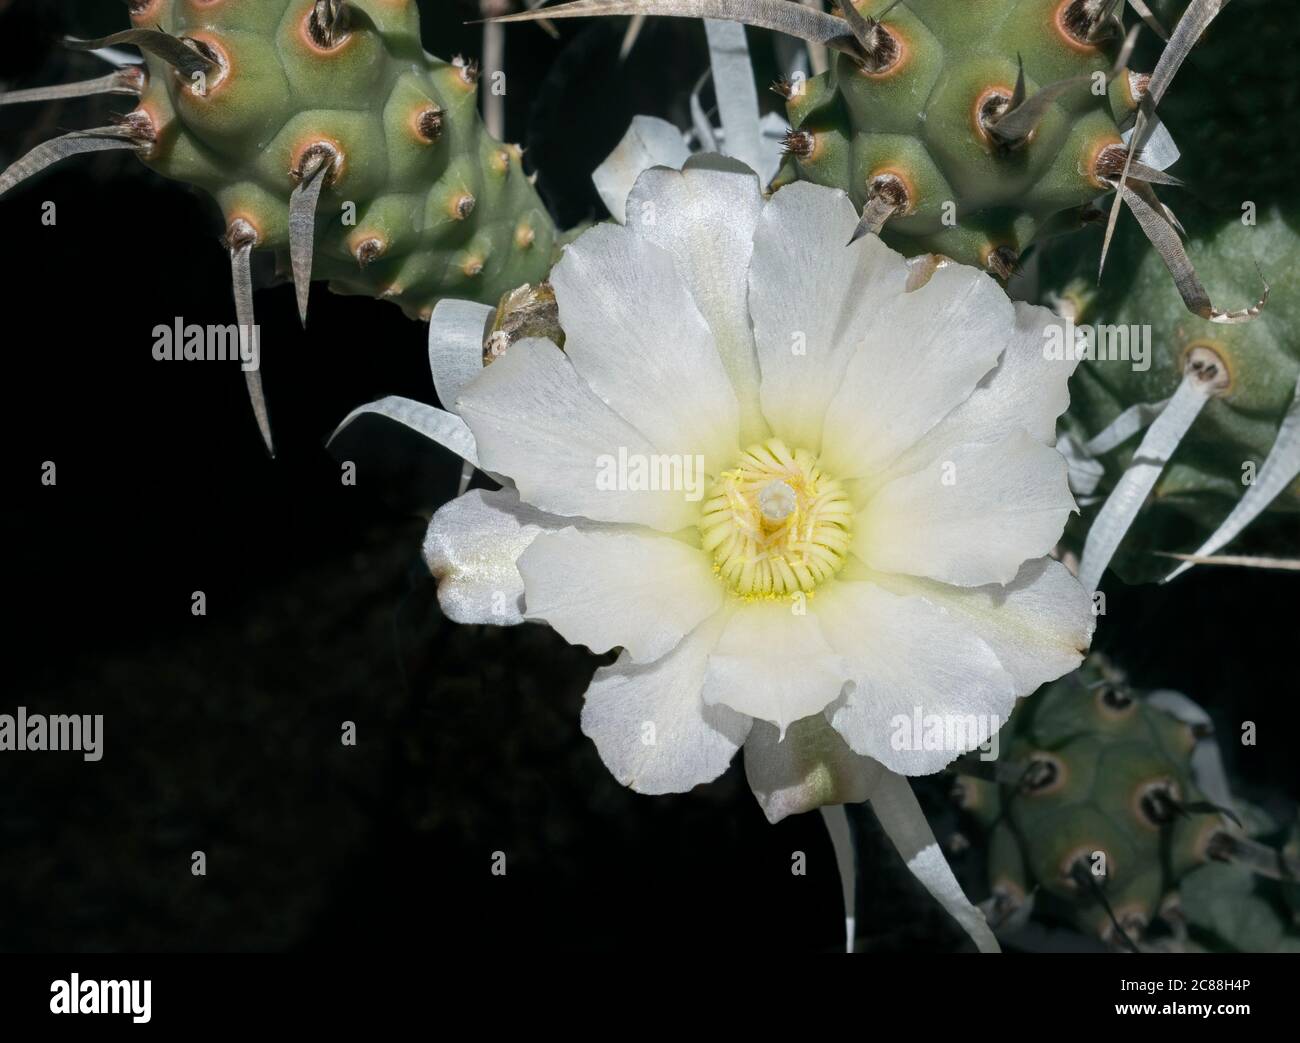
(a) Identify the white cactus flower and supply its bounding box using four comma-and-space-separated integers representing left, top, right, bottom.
338, 159, 1095, 953
421, 158, 1093, 789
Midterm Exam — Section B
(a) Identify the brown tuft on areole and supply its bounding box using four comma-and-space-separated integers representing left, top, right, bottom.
1056, 0, 1106, 50
307, 0, 352, 50
1185, 343, 1232, 393
223, 217, 259, 252
782, 129, 816, 160
1135, 779, 1182, 829
868, 171, 911, 214
293, 141, 341, 185
116, 109, 158, 146
417, 107, 444, 143
354, 238, 386, 267
985, 245, 1020, 281
453, 55, 480, 88
1093, 143, 1132, 182
857, 22, 902, 76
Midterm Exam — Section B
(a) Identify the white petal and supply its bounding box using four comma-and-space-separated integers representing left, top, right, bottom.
815, 580, 1016, 775
855, 431, 1076, 587
817, 263, 1012, 480
624, 161, 767, 443
549, 223, 741, 468
424, 488, 570, 625
456, 339, 700, 532
867, 558, 1095, 697
748, 183, 910, 452
743, 716, 883, 824
701, 601, 847, 733
592, 115, 692, 224
581, 612, 750, 795
879, 301, 1079, 485
518, 529, 723, 663
427, 298, 491, 417
869, 770, 1000, 952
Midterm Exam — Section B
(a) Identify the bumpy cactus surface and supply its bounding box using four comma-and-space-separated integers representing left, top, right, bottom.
770, 0, 1144, 275
957, 659, 1226, 945
4, 0, 558, 320
1052, 209, 1300, 580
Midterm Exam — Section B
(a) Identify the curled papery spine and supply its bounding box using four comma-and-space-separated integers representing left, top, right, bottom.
225, 218, 273, 456
309, 0, 352, 49
65, 29, 218, 79
290, 144, 340, 326
1121, 180, 1269, 324
0, 66, 145, 106
485, 1, 865, 60
0, 120, 150, 198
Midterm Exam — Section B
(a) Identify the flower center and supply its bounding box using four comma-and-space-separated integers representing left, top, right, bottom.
698, 439, 853, 598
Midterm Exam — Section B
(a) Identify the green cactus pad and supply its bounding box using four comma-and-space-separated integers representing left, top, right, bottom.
1055, 207, 1300, 579
778, 0, 1135, 273
963, 658, 1229, 944
126, 0, 557, 319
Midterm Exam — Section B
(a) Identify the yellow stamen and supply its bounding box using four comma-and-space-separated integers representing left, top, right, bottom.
698, 438, 853, 599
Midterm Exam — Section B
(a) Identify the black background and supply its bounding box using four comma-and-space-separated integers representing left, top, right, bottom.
0, 0, 1294, 954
